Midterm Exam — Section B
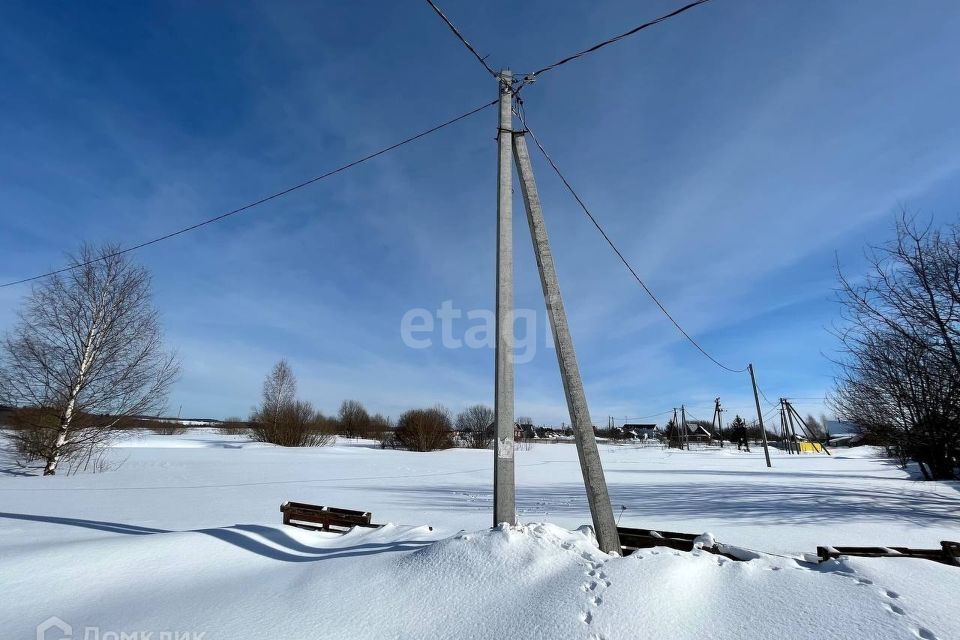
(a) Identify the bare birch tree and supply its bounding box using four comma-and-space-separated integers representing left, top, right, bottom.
249, 360, 333, 447
260, 359, 297, 428
0, 244, 179, 475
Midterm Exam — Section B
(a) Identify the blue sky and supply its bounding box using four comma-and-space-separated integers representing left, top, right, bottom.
2, 1, 959, 425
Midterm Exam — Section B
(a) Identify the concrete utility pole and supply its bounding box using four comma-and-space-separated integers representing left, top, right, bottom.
713, 397, 724, 447
512, 131, 620, 554
680, 404, 689, 450
778, 399, 789, 454
747, 363, 772, 468
493, 69, 516, 526
671, 408, 679, 448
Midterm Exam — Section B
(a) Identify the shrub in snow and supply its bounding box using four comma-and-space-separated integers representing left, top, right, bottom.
250, 401, 334, 447
390, 406, 454, 452
218, 417, 249, 436
338, 399, 373, 439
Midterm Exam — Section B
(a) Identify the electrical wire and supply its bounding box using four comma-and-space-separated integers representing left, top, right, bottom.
756, 384, 778, 407
424, 0, 498, 78
612, 410, 675, 423
0, 99, 498, 289
528, 0, 713, 79
514, 109, 747, 375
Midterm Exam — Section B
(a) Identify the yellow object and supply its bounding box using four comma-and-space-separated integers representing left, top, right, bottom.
798, 441, 826, 453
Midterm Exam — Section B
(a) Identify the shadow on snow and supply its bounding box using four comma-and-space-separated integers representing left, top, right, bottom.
0, 511, 433, 563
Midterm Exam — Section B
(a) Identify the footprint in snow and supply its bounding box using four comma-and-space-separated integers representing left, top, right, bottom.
915, 628, 938, 640
580, 610, 593, 625
885, 602, 905, 616
886, 589, 900, 599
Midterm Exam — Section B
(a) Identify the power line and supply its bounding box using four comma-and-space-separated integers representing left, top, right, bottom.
0, 99, 497, 289
617, 410, 674, 422
527, 0, 713, 79
515, 110, 747, 375
757, 384, 778, 407
761, 406, 780, 424
424, 0, 498, 78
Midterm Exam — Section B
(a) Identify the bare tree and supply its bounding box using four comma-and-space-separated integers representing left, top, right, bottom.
249, 361, 333, 447
455, 404, 494, 448
368, 412, 392, 443
0, 244, 179, 475
337, 399, 371, 438
260, 360, 297, 429
831, 215, 960, 479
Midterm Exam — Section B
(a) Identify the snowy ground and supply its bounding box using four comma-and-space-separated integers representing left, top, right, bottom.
1, 430, 958, 639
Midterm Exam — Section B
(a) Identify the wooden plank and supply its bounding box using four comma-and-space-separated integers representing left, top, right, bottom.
617, 526, 740, 561
280, 501, 377, 532
817, 544, 959, 567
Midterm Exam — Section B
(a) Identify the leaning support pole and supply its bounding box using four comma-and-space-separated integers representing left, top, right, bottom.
493, 70, 516, 526
779, 399, 791, 454
787, 401, 831, 456
785, 401, 801, 454
512, 131, 620, 554
748, 363, 772, 468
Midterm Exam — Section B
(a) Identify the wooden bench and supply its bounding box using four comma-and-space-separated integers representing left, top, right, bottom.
817, 541, 960, 567
280, 501, 380, 533
617, 526, 740, 561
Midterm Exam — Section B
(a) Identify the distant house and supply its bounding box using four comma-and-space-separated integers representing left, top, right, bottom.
515, 422, 535, 439
827, 432, 864, 447
534, 427, 561, 439
823, 419, 858, 437
823, 419, 863, 447
622, 423, 658, 439
685, 423, 714, 443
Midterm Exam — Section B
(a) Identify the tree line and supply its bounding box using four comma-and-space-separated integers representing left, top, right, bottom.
242, 359, 496, 452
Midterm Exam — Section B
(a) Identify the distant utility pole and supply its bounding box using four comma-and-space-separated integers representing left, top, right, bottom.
747, 363, 772, 468
493, 69, 516, 526
713, 397, 724, 447
671, 408, 679, 448
512, 130, 620, 554
778, 399, 789, 454
680, 404, 689, 450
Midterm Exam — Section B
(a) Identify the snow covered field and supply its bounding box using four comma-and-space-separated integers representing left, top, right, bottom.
2, 431, 958, 639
